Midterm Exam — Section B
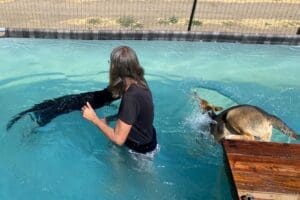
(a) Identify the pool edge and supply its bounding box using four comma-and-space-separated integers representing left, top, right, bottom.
2, 28, 300, 45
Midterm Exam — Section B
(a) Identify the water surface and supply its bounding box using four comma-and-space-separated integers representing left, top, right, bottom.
0, 38, 299, 200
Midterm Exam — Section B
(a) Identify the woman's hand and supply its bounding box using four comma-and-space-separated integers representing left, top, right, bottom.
81, 103, 131, 146
81, 102, 99, 123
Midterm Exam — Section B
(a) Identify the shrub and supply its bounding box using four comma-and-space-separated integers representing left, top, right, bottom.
117, 16, 143, 29
222, 21, 234, 27
158, 16, 179, 25
169, 16, 178, 24
87, 18, 101, 26
118, 16, 135, 27
192, 20, 202, 26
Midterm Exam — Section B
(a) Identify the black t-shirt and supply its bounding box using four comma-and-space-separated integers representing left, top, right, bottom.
118, 84, 156, 152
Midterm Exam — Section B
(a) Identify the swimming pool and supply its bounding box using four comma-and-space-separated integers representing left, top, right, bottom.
0, 38, 299, 200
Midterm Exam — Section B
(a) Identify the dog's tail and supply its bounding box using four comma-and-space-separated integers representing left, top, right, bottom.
268, 114, 299, 140
6, 109, 33, 131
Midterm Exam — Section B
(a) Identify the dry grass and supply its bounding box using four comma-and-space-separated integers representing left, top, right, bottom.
61, 17, 117, 27
196, 19, 300, 28
0, 0, 14, 3
0, 0, 299, 34
1, 0, 300, 3
203, 0, 300, 3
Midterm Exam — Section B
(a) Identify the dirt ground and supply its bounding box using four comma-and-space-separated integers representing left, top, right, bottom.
0, 0, 299, 34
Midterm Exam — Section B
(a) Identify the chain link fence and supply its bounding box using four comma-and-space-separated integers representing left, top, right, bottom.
0, 0, 299, 35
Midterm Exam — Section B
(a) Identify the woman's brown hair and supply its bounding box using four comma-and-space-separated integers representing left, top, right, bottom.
108, 46, 148, 97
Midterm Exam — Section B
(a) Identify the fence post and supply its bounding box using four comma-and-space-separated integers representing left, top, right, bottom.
187, 0, 198, 31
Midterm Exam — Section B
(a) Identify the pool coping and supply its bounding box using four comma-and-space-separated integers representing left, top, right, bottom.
0, 27, 5, 37
1, 28, 300, 45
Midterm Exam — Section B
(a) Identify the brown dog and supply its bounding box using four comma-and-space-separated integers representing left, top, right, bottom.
195, 93, 299, 142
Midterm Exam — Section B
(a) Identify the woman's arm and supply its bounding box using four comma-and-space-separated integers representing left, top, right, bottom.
82, 102, 131, 146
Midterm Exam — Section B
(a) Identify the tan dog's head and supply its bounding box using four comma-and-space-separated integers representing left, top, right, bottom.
193, 92, 223, 113
199, 98, 223, 113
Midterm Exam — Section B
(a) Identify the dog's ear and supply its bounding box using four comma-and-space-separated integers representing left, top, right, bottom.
199, 99, 210, 112
193, 92, 209, 111
193, 92, 216, 113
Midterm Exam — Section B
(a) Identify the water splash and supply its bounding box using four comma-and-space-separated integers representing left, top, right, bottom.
185, 112, 214, 137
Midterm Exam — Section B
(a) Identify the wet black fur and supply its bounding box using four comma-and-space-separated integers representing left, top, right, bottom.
7, 88, 119, 130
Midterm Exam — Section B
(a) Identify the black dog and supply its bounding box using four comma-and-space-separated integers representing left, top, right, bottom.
7, 88, 119, 130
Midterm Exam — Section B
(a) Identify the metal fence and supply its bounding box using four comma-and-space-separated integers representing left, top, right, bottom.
0, 0, 299, 35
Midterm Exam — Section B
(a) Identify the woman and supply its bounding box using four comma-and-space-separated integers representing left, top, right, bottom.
81, 46, 157, 154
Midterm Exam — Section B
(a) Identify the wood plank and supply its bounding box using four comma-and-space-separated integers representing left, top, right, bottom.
227, 155, 300, 178
238, 190, 300, 200
223, 140, 300, 159
222, 139, 300, 200
227, 154, 300, 166
232, 170, 300, 193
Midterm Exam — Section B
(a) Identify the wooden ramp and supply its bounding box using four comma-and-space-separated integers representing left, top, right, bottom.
222, 140, 300, 200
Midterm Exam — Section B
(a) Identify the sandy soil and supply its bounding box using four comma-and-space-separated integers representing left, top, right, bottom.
0, 0, 299, 34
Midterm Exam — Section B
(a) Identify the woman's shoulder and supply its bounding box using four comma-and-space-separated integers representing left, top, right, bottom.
125, 84, 151, 98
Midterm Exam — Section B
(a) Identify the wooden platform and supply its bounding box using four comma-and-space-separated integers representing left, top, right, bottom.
222, 140, 300, 200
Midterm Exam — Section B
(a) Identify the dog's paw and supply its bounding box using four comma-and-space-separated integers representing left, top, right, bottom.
241, 194, 254, 200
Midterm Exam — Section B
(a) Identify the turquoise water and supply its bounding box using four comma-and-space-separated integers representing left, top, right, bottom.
0, 38, 299, 200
